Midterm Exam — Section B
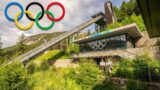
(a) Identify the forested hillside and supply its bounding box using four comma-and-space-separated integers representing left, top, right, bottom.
107, 0, 146, 31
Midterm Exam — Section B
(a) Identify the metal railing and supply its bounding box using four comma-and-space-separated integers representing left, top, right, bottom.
15, 15, 104, 63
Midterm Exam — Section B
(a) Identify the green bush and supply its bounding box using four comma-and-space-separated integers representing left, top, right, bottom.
0, 57, 7, 66
93, 79, 118, 90
113, 55, 160, 82
75, 59, 102, 89
39, 61, 49, 71
27, 62, 37, 74
115, 67, 134, 79
127, 80, 148, 90
133, 55, 160, 81
0, 62, 29, 90
113, 59, 134, 79
66, 43, 79, 55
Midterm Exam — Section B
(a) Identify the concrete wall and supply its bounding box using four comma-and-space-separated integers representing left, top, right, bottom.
135, 31, 160, 48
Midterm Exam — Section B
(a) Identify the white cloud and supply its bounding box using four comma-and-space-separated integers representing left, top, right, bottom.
0, 0, 117, 48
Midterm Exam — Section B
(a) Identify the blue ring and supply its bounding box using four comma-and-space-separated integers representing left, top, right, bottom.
4, 2, 24, 22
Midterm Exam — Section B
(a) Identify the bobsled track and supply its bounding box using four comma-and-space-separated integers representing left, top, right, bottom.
10, 15, 104, 63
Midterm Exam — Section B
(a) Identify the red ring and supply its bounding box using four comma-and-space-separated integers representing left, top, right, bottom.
46, 2, 65, 22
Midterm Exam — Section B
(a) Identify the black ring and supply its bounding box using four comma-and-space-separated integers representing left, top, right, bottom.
25, 2, 44, 21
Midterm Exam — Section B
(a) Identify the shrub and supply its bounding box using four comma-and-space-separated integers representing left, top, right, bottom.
113, 55, 160, 81
66, 44, 79, 55
75, 59, 103, 89
29, 68, 82, 90
93, 79, 118, 90
115, 67, 134, 79
27, 62, 37, 74
39, 61, 49, 71
113, 55, 160, 82
133, 55, 153, 81
0, 58, 7, 66
133, 55, 160, 81
127, 80, 148, 90
0, 62, 29, 90
113, 59, 134, 79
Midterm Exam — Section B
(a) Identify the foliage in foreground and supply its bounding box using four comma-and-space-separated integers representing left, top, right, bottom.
28, 59, 105, 90
127, 80, 148, 90
1, 55, 160, 90
0, 62, 29, 90
113, 55, 160, 82
29, 67, 81, 90
75, 59, 103, 89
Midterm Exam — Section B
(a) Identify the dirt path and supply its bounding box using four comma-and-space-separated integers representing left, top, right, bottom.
54, 59, 78, 68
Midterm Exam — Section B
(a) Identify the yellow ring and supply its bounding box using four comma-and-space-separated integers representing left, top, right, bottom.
15, 11, 34, 30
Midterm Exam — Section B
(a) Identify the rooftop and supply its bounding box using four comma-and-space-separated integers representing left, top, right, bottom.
73, 23, 143, 44
137, 0, 160, 38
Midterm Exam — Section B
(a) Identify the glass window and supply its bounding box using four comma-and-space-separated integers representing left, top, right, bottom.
120, 35, 126, 42
80, 34, 129, 52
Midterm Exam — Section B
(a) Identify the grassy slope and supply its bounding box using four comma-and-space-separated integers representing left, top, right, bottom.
32, 50, 70, 62
3, 32, 64, 52
2, 32, 65, 60
29, 68, 81, 90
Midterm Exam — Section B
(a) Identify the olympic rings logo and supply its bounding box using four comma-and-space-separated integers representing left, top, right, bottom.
4, 2, 65, 31
87, 39, 106, 50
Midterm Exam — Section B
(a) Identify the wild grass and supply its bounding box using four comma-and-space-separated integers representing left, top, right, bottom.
33, 50, 70, 62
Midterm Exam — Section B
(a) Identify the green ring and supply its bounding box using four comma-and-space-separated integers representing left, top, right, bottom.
36, 11, 55, 31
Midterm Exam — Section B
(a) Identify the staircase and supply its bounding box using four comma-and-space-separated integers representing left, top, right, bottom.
15, 15, 104, 63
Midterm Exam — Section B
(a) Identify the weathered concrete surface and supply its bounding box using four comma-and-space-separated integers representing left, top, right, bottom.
54, 59, 78, 68
31, 59, 78, 68
73, 46, 160, 59
135, 31, 160, 48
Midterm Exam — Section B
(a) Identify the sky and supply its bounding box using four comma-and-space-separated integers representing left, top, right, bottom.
0, 0, 129, 48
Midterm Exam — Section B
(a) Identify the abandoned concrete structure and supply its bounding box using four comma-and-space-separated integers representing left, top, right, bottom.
73, 1, 160, 60
73, 23, 160, 60
74, 24, 142, 52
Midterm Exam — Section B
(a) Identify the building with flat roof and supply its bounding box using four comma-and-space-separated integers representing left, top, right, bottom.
72, 1, 160, 60
74, 23, 142, 53
73, 23, 159, 60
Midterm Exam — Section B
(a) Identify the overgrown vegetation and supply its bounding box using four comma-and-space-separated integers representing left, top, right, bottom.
0, 0, 159, 90
114, 0, 140, 21
1, 54, 160, 90
126, 80, 148, 90
113, 55, 160, 82
66, 43, 80, 55
107, 14, 146, 31
0, 62, 29, 90
106, 0, 146, 31
32, 50, 70, 62
75, 59, 102, 89
0, 32, 65, 63
28, 59, 104, 90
